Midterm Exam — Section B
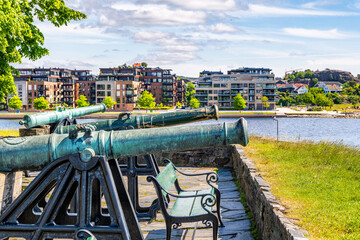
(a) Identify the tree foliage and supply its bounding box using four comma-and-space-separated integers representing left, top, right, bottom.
137, 90, 156, 108
33, 97, 49, 110
261, 96, 270, 110
309, 78, 319, 88
102, 96, 116, 108
8, 95, 22, 110
233, 93, 247, 110
176, 101, 182, 108
0, 0, 86, 103
185, 82, 195, 105
347, 95, 360, 108
314, 94, 333, 107
76, 95, 90, 108
189, 98, 200, 108
141, 62, 148, 67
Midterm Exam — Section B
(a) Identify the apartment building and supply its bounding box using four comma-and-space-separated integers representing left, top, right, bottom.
195, 67, 277, 110
95, 80, 141, 111
27, 81, 62, 110
140, 67, 177, 106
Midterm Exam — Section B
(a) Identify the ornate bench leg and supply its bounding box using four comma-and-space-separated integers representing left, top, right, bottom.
166, 220, 172, 240
214, 188, 224, 227
211, 216, 219, 240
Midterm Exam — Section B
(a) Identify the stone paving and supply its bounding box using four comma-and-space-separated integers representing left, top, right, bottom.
22, 167, 253, 240
137, 167, 254, 240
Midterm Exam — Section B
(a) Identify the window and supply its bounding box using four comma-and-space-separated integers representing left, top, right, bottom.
28, 85, 32, 90
107, 85, 111, 90
117, 91, 120, 97
213, 84, 220, 88
221, 84, 228, 88
107, 91, 111, 96
117, 85, 120, 90
123, 84, 125, 90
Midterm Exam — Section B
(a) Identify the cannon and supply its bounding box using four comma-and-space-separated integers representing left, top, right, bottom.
19, 104, 106, 129
55, 105, 219, 134
0, 118, 248, 172
0, 119, 248, 239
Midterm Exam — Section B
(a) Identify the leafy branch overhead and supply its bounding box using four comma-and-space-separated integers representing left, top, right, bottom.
0, 0, 86, 102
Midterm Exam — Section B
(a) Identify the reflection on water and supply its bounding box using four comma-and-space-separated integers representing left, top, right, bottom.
1, 117, 360, 147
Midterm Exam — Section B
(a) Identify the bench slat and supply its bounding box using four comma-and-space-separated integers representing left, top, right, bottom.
156, 163, 177, 197
170, 197, 194, 217
190, 189, 214, 216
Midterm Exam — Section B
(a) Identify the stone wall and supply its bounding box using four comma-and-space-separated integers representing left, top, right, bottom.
154, 146, 234, 167
231, 145, 308, 240
157, 145, 308, 240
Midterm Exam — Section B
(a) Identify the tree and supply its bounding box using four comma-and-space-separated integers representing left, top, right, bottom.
137, 90, 156, 108
304, 70, 313, 78
33, 97, 49, 110
176, 101, 182, 108
261, 96, 270, 110
296, 71, 305, 79
102, 96, 116, 108
348, 95, 360, 108
286, 74, 295, 82
8, 95, 22, 110
314, 94, 333, 108
141, 62, 148, 68
300, 92, 314, 105
309, 78, 319, 88
76, 95, 89, 108
310, 87, 323, 95
189, 98, 200, 108
185, 82, 195, 105
233, 93, 247, 110
0, 0, 86, 103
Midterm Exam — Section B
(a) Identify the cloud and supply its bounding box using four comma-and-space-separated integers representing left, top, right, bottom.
198, 23, 240, 32
139, 0, 239, 10
301, 0, 339, 9
307, 57, 360, 66
234, 4, 358, 17
109, 3, 207, 26
283, 28, 348, 39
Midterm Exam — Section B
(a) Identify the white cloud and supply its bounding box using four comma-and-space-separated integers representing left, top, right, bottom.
283, 28, 348, 39
236, 4, 358, 17
198, 23, 239, 32
111, 3, 206, 26
301, 0, 339, 9
307, 58, 360, 66
143, 0, 237, 10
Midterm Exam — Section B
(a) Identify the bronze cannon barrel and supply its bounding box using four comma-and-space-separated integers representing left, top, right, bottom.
56, 105, 219, 134
0, 118, 248, 172
19, 104, 107, 128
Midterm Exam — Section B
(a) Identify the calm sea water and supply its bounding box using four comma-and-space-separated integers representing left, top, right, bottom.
1, 117, 360, 147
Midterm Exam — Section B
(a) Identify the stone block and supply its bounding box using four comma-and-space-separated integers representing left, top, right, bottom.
19, 125, 50, 136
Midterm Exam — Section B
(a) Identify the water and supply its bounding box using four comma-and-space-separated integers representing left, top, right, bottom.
1, 117, 360, 147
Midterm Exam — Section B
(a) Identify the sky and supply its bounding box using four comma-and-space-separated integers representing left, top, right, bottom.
15, 0, 360, 78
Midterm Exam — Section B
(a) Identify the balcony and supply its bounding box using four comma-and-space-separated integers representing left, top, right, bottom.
218, 100, 231, 103
263, 92, 277, 96
163, 89, 174, 92
263, 85, 276, 89
218, 93, 230, 96
194, 93, 208, 97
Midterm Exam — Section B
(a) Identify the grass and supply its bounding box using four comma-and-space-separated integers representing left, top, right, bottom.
219, 111, 276, 115
243, 136, 360, 240
0, 129, 19, 137
324, 104, 360, 112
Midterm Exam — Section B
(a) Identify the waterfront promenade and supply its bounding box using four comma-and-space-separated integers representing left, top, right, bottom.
23, 167, 254, 240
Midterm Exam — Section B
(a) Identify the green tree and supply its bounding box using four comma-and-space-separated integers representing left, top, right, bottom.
233, 93, 247, 110
176, 101, 182, 108
33, 97, 49, 110
309, 78, 319, 88
261, 96, 270, 110
189, 98, 200, 108
102, 96, 116, 108
185, 82, 195, 105
287, 74, 295, 82
314, 94, 333, 108
8, 95, 22, 110
348, 95, 360, 108
300, 92, 314, 105
310, 87, 323, 95
141, 62, 148, 68
0, 0, 86, 103
137, 90, 156, 108
296, 71, 305, 79
76, 95, 89, 108
304, 70, 313, 78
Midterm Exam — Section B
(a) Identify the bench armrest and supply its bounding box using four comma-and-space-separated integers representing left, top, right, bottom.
164, 159, 219, 189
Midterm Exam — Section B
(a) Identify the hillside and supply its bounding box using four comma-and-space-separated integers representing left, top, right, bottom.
312, 69, 358, 83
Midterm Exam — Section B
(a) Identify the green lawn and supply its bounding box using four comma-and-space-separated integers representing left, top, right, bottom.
0, 130, 19, 137
243, 137, 360, 240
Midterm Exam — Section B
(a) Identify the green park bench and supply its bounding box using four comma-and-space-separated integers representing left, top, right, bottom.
147, 159, 223, 240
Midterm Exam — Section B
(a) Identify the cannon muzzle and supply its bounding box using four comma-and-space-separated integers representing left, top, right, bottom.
19, 104, 106, 128
0, 118, 248, 172
56, 105, 219, 134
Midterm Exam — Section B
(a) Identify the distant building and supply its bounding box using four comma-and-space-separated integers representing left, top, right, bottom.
195, 67, 277, 110
314, 82, 342, 94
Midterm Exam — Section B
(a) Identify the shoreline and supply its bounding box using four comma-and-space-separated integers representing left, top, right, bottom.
0, 112, 358, 119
